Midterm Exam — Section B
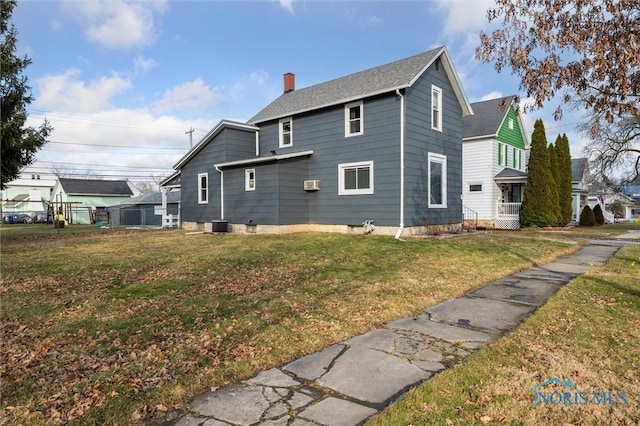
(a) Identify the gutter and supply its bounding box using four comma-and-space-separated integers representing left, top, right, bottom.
395, 89, 405, 240
214, 150, 314, 168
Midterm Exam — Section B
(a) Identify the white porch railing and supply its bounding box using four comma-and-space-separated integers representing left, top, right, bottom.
162, 214, 180, 228
496, 202, 521, 229
497, 202, 522, 217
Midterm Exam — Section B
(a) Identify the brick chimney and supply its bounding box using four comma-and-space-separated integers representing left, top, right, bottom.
283, 72, 295, 93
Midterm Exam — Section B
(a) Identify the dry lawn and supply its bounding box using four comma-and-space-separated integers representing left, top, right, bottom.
0, 227, 604, 425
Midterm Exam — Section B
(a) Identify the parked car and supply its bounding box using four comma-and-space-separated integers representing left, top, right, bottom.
31, 212, 47, 223
2, 214, 33, 224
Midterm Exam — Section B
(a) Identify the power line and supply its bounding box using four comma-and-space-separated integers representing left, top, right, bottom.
27, 109, 197, 133
43, 139, 187, 151
34, 160, 171, 171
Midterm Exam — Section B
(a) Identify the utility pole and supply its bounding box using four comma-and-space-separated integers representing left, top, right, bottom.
185, 127, 194, 149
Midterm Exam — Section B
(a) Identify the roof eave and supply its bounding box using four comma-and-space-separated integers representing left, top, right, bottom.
494, 176, 528, 183
160, 170, 181, 187
215, 150, 314, 168
173, 120, 259, 170
437, 47, 473, 116
463, 134, 498, 141
248, 86, 411, 125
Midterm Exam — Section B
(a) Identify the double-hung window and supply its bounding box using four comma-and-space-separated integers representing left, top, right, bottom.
338, 161, 374, 195
198, 173, 208, 204
245, 169, 255, 191
279, 117, 292, 147
345, 101, 363, 137
431, 85, 442, 131
428, 153, 447, 208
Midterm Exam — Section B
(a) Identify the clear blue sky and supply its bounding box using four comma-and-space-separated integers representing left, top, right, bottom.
14, 0, 584, 185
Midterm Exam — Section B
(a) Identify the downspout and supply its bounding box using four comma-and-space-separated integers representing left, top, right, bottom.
255, 130, 260, 156
395, 89, 405, 240
215, 166, 224, 220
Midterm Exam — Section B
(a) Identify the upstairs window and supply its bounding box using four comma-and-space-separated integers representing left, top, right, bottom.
338, 161, 374, 195
245, 169, 255, 191
428, 153, 447, 208
431, 85, 442, 131
198, 173, 208, 204
508, 118, 514, 130
345, 101, 363, 137
279, 117, 292, 147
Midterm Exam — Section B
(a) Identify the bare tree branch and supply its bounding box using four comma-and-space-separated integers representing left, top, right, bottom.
477, 0, 640, 122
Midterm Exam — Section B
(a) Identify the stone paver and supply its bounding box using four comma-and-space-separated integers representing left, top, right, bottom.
157, 239, 632, 426
466, 276, 563, 306
426, 297, 535, 332
297, 398, 377, 426
317, 344, 430, 404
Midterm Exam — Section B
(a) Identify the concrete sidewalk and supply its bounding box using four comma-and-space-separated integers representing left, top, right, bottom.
161, 239, 632, 426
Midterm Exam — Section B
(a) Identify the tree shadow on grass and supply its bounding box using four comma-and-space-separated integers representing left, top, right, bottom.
580, 275, 640, 299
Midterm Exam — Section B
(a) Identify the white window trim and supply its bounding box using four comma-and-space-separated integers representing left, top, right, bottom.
431, 85, 443, 132
428, 153, 447, 208
508, 117, 514, 130
344, 101, 363, 137
279, 117, 292, 148
245, 169, 255, 191
198, 172, 208, 204
338, 161, 374, 196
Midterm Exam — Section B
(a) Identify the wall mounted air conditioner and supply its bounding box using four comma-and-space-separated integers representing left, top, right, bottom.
303, 180, 320, 191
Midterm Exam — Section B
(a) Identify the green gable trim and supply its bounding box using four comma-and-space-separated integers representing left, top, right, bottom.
496, 106, 526, 149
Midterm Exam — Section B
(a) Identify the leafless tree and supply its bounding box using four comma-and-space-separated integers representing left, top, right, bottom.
134, 181, 158, 194
580, 113, 640, 183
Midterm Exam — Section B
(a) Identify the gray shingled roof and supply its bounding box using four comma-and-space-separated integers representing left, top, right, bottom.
463, 96, 515, 139
494, 168, 527, 179
571, 158, 588, 182
59, 178, 133, 196
248, 47, 464, 124
120, 191, 181, 205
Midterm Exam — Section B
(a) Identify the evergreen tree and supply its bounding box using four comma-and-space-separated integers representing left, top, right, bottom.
548, 140, 561, 224
593, 203, 605, 225
555, 134, 573, 225
1, 0, 52, 189
520, 119, 558, 227
580, 205, 596, 226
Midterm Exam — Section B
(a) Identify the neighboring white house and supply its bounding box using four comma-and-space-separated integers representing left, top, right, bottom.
462, 96, 529, 229
571, 158, 590, 224
1, 162, 57, 221
588, 189, 633, 223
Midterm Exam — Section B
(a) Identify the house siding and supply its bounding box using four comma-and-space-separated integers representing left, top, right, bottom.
496, 107, 525, 149
462, 139, 497, 220
222, 157, 310, 226
254, 94, 401, 226
181, 126, 257, 224
224, 163, 278, 224
404, 63, 463, 226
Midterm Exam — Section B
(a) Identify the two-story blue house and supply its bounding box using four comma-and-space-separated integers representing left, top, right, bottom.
164, 46, 473, 237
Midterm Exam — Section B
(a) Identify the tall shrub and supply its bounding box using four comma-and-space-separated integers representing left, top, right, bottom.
520, 119, 558, 227
593, 203, 605, 225
555, 134, 573, 224
548, 141, 562, 224
580, 205, 596, 226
